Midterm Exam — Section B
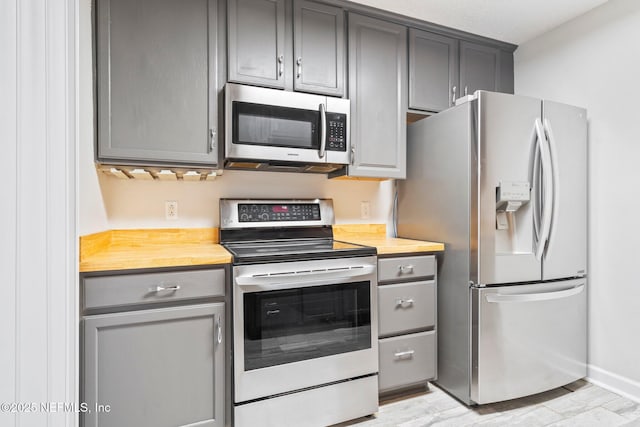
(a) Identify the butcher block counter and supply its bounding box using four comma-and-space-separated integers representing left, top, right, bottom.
333, 224, 444, 255
79, 225, 443, 272
79, 228, 231, 273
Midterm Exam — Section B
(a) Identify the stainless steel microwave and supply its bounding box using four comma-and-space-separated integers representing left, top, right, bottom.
224, 83, 350, 173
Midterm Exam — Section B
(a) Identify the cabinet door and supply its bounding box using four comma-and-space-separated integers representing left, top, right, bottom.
228, 0, 286, 88
409, 29, 458, 113
293, 0, 345, 96
83, 303, 225, 427
459, 41, 500, 96
348, 14, 407, 179
97, 0, 218, 166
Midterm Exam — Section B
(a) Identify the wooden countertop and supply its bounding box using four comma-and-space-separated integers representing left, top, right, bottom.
333, 224, 444, 255
79, 228, 231, 273
79, 224, 443, 272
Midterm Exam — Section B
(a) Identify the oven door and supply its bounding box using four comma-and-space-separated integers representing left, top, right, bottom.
233, 256, 378, 403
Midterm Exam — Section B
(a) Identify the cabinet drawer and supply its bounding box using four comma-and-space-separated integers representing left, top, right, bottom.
379, 330, 436, 392
378, 280, 435, 336
378, 255, 435, 282
83, 268, 225, 310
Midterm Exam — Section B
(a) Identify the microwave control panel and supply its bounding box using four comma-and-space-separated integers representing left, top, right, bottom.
326, 113, 347, 152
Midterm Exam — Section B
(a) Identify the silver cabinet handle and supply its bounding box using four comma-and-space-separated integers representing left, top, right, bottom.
278, 55, 284, 76
451, 86, 457, 105
151, 284, 181, 293
350, 146, 355, 165
396, 298, 415, 308
394, 350, 415, 360
464, 86, 468, 96
319, 103, 326, 159
266, 309, 281, 315
398, 265, 414, 274
209, 128, 216, 152
296, 57, 302, 78
216, 314, 222, 345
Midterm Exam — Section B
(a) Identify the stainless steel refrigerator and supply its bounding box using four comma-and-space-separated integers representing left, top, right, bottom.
397, 91, 587, 405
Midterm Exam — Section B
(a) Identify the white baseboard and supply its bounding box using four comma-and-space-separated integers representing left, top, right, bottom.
587, 364, 640, 403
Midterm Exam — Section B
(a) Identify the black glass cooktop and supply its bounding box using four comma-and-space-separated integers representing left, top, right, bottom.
223, 238, 375, 265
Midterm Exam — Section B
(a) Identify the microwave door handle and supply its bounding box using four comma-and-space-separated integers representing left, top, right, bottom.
319, 103, 326, 159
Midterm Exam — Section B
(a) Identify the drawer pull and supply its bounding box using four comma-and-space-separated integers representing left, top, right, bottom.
394, 350, 415, 360
266, 309, 281, 315
396, 298, 415, 308
398, 265, 414, 274
151, 284, 181, 293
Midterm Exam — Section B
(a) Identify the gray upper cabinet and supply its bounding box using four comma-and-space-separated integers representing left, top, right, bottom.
347, 13, 407, 179
409, 29, 458, 113
96, 0, 218, 167
293, 0, 345, 96
228, 0, 345, 96
459, 40, 500, 96
498, 49, 515, 94
227, 0, 286, 89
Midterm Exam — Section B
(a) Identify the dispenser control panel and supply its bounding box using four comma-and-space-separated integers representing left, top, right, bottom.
496, 181, 530, 230
496, 181, 530, 212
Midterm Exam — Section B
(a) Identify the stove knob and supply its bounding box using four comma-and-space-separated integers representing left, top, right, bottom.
260, 213, 269, 221
240, 213, 249, 221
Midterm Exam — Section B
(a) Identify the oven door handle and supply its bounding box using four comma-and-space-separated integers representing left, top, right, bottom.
235, 264, 375, 290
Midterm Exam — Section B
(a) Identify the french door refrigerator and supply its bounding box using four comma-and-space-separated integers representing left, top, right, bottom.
398, 91, 587, 405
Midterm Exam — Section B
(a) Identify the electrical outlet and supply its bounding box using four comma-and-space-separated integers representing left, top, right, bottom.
165, 201, 178, 220
360, 201, 370, 219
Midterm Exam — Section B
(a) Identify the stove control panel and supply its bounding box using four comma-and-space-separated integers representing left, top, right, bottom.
238, 203, 321, 222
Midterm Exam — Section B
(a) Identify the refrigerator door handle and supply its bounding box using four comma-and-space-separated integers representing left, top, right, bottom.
485, 284, 585, 303
534, 118, 553, 261
543, 118, 560, 257
532, 125, 542, 242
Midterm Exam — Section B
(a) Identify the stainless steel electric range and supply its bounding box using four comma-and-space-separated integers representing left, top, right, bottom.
220, 199, 379, 427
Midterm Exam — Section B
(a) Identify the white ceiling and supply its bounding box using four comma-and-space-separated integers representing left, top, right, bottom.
347, 0, 609, 44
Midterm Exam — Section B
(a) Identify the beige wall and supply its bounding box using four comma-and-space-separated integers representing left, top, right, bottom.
78, 0, 394, 236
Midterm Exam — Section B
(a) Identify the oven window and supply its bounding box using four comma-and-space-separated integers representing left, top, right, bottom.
243, 281, 371, 371
233, 102, 320, 149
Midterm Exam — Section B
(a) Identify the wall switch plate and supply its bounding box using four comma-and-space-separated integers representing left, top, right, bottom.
360, 201, 370, 219
165, 201, 178, 220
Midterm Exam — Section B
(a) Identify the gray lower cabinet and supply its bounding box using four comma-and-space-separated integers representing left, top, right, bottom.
96, 0, 219, 167
377, 254, 437, 394
408, 28, 459, 113
81, 268, 226, 427
347, 13, 407, 179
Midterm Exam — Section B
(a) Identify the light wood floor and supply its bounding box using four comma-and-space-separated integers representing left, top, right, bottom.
337, 380, 640, 426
